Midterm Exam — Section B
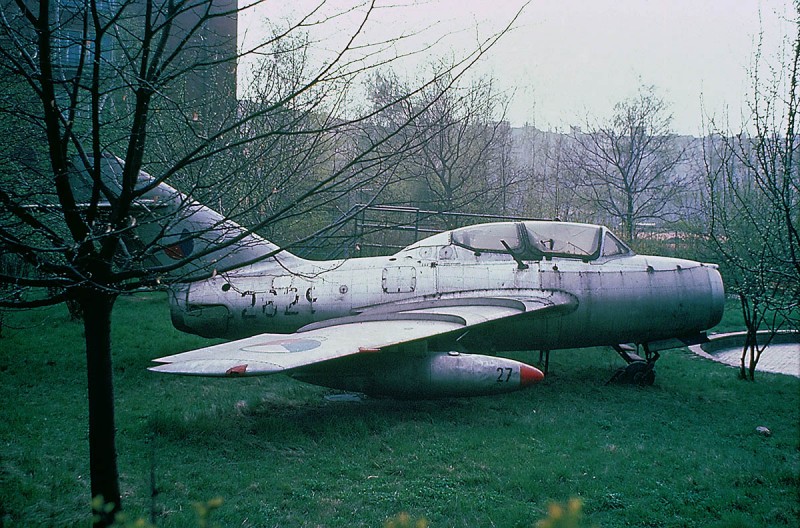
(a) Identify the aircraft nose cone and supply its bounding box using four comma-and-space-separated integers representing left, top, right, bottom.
520, 364, 545, 386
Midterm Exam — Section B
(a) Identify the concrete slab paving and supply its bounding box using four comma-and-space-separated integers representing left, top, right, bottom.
690, 331, 800, 378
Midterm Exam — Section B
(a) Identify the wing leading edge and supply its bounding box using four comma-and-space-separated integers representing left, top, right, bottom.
149, 290, 577, 377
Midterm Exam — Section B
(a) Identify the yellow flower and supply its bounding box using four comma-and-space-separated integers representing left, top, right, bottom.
386, 512, 428, 528
548, 502, 564, 519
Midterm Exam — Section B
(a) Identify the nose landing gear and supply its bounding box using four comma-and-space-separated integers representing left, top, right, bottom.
608, 344, 659, 386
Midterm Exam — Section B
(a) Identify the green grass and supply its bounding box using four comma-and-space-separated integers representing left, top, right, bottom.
1, 295, 798, 527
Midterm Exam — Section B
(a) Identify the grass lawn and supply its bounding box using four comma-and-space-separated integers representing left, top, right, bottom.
1, 294, 798, 527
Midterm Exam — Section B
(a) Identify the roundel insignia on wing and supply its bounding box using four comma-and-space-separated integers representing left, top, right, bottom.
243, 338, 323, 354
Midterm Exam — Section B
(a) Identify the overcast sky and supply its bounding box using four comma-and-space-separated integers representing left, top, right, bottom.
241, 0, 795, 136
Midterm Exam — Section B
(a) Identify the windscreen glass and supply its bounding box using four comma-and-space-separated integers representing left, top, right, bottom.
602, 231, 632, 257
451, 223, 521, 252
523, 222, 601, 258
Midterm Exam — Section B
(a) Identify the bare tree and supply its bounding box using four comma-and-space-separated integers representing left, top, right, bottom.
488, 119, 527, 216
515, 126, 585, 220
411, 74, 512, 225
564, 85, 688, 242
364, 70, 515, 227
0, 1, 521, 524
702, 13, 800, 380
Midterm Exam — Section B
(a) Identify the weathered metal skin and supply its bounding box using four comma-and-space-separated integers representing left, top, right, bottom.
160, 219, 723, 396
105, 159, 723, 396
169, 231, 724, 353
292, 351, 544, 398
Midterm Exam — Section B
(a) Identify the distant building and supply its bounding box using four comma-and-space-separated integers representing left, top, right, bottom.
164, 0, 239, 125
23, 0, 238, 126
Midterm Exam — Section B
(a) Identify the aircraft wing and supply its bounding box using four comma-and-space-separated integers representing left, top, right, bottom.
150, 290, 576, 377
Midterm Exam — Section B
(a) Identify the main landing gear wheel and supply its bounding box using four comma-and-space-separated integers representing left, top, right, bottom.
608, 345, 660, 386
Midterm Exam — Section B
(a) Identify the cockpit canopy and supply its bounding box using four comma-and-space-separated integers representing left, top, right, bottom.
450, 221, 632, 261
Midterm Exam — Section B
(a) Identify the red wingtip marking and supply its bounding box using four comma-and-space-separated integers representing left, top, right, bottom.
226, 364, 248, 376
358, 347, 381, 353
520, 364, 545, 386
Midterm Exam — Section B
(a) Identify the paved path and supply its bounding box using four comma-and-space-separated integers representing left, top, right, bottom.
690, 332, 800, 378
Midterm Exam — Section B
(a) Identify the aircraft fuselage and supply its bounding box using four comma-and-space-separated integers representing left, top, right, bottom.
169, 222, 724, 355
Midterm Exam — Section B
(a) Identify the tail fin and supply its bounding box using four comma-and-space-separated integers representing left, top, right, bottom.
72, 154, 303, 280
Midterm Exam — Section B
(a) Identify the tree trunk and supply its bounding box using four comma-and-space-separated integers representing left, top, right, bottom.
626, 194, 635, 242
748, 339, 758, 381
740, 329, 757, 381
80, 290, 122, 527
738, 294, 756, 381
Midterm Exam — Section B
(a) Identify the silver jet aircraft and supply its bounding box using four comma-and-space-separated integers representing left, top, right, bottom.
134, 172, 724, 398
